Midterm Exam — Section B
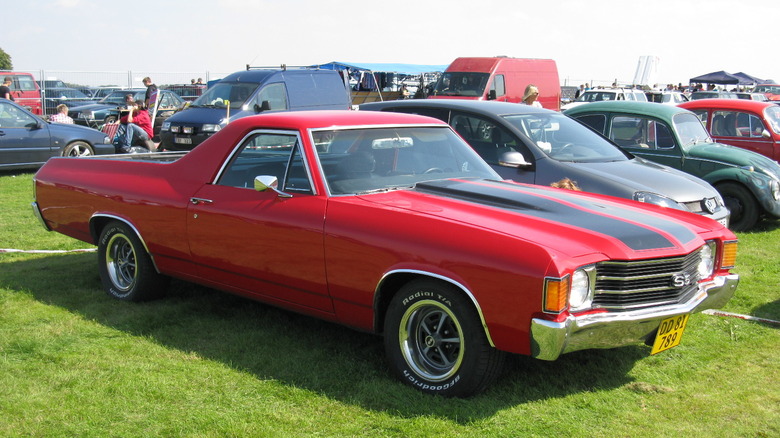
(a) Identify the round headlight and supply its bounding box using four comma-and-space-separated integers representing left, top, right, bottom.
569, 269, 592, 310
697, 241, 716, 279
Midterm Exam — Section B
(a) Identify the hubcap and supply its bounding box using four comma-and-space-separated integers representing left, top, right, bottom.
105, 234, 136, 292
399, 299, 464, 382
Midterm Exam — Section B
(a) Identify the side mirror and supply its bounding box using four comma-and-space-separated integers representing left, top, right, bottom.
498, 151, 532, 168
762, 129, 771, 139
254, 175, 292, 198
254, 100, 272, 113
487, 90, 497, 100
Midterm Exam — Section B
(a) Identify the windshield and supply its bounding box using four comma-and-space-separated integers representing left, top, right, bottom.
764, 106, 780, 134
576, 90, 620, 102
312, 126, 498, 195
192, 82, 259, 109
503, 113, 629, 162
431, 72, 490, 97
674, 112, 711, 150
100, 90, 144, 105
754, 85, 780, 94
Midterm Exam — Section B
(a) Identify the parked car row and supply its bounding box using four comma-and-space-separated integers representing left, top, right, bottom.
5, 66, 780, 231
565, 101, 780, 231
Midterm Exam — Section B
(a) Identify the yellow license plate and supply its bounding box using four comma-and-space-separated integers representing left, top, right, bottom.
651, 314, 689, 355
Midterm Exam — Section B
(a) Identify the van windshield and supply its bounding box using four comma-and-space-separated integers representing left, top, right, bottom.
191, 82, 259, 109
431, 72, 490, 97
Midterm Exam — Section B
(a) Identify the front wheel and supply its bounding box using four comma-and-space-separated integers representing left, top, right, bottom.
97, 221, 168, 301
717, 182, 759, 231
384, 279, 504, 397
62, 141, 94, 157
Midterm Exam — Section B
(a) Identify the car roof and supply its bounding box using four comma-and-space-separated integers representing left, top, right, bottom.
564, 100, 688, 118
361, 99, 552, 117
226, 109, 449, 132
679, 98, 777, 111
222, 68, 334, 83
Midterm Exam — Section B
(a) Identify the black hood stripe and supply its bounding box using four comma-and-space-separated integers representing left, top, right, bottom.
414, 179, 697, 251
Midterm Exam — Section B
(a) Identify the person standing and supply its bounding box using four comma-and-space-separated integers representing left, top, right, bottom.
142, 76, 158, 110
522, 84, 543, 108
1, 76, 14, 101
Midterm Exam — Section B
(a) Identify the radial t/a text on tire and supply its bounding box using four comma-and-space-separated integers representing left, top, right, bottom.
383, 279, 504, 397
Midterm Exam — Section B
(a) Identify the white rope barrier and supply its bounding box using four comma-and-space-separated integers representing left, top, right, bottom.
0, 248, 96, 254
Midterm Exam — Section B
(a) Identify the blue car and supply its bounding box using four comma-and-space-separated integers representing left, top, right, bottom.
0, 99, 114, 170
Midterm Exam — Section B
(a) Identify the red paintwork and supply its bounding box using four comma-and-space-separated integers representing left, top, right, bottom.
33, 110, 737, 356
679, 99, 780, 161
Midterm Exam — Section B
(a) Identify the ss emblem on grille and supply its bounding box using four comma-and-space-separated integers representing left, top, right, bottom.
671, 272, 693, 288
704, 198, 718, 214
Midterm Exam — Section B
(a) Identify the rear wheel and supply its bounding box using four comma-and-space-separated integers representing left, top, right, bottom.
97, 221, 168, 301
384, 279, 504, 397
62, 141, 94, 157
718, 182, 759, 231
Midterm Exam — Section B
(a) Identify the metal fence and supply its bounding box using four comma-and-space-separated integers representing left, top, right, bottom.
16, 69, 234, 114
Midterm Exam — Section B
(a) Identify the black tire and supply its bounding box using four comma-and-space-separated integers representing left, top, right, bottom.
62, 141, 94, 157
97, 221, 169, 301
717, 182, 759, 231
384, 279, 504, 397
104, 115, 117, 124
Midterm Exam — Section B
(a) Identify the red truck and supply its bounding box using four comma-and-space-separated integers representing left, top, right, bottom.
428, 57, 562, 110
1, 71, 43, 115
32, 110, 739, 397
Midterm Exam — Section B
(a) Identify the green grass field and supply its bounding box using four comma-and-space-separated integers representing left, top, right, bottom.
1, 170, 778, 437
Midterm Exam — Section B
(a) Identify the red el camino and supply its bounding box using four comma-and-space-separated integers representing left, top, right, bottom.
679, 98, 780, 161
32, 110, 739, 397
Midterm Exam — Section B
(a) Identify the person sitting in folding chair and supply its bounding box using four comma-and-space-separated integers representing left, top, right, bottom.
113, 101, 155, 153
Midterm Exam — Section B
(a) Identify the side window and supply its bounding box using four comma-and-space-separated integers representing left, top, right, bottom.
255, 83, 288, 111
217, 132, 312, 194
611, 116, 648, 148
690, 110, 708, 128
654, 122, 675, 149
711, 110, 739, 137
489, 75, 506, 98
0, 101, 37, 128
747, 114, 766, 138
573, 114, 607, 135
450, 112, 520, 164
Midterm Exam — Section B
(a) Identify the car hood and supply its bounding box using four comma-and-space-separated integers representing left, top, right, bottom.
47, 121, 107, 140
687, 141, 780, 176
359, 179, 716, 260
68, 103, 116, 113
566, 157, 719, 202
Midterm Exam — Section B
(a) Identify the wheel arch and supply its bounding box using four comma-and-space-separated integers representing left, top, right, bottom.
373, 269, 495, 347
89, 214, 160, 273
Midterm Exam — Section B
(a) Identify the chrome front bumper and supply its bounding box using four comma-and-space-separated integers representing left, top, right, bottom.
530, 274, 740, 361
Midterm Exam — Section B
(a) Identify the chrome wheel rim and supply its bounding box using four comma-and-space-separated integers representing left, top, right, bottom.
105, 234, 136, 292
398, 299, 464, 382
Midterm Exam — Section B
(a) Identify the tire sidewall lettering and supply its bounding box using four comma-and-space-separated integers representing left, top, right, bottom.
403, 369, 460, 393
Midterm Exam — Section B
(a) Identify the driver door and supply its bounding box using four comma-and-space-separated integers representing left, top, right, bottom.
186, 131, 332, 312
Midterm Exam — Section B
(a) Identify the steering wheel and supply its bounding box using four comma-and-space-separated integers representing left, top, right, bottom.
423, 167, 444, 174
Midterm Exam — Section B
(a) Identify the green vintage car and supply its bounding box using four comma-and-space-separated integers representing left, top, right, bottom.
565, 101, 780, 231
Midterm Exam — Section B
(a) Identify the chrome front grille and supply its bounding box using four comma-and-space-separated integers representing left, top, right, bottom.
593, 248, 702, 310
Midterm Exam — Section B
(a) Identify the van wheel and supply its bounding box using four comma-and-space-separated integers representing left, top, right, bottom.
718, 182, 759, 231
97, 221, 168, 301
384, 279, 504, 397
62, 141, 94, 157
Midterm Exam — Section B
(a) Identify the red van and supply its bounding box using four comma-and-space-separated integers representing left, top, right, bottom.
1, 71, 43, 115
428, 57, 561, 110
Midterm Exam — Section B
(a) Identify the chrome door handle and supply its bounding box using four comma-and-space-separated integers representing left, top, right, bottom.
190, 197, 213, 205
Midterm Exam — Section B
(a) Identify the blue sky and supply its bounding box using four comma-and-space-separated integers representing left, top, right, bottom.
4, 0, 777, 87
